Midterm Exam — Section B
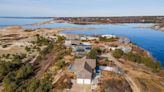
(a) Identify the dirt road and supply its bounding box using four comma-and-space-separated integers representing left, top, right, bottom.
36, 52, 56, 79
102, 53, 141, 92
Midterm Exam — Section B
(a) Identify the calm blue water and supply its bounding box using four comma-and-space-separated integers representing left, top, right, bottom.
0, 19, 164, 66
0, 18, 51, 27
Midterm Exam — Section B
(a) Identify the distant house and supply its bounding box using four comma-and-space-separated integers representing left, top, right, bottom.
80, 36, 88, 40
64, 34, 81, 40
64, 40, 92, 57
87, 36, 99, 41
58, 33, 81, 40
79, 35, 99, 41
72, 44, 91, 57
117, 46, 132, 53
69, 57, 96, 84
118, 37, 131, 44
108, 46, 117, 51
64, 40, 81, 47
101, 34, 116, 38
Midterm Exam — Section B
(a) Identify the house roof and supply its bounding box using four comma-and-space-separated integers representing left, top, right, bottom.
117, 46, 132, 53
64, 34, 80, 40
118, 37, 131, 44
77, 68, 92, 79
72, 57, 96, 79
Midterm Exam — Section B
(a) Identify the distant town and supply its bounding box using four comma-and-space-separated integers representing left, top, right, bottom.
55, 16, 164, 24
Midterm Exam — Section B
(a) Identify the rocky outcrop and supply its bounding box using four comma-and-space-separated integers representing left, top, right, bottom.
152, 24, 164, 31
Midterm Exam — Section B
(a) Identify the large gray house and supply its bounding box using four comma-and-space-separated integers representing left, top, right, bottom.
69, 57, 96, 84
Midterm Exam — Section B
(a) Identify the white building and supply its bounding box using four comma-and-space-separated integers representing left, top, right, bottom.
117, 46, 132, 53
80, 36, 88, 40
101, 34, 116, 38
87, 36, 99, 41
64, 40, 81, 47
108, 46, 117, 51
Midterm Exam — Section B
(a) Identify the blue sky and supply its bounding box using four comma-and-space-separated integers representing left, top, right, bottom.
0, 0, 164, 17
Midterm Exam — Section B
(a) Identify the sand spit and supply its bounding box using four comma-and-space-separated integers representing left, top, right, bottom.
0, 26, 95, 38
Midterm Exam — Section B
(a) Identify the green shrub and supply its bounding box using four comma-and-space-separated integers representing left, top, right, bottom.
16, 64, 34, 79
3, 72, 53, 92
0, 62, 13, 79
25, 46, 31, 52
41, 42, 53, 55
36, 34, 52, 46
123, 52, 142, 63
99, 37, 117, 42
3, 72, 18, 92
123, 52, 162, 73
87, 48, 101, 59
57, 35, 65, 42
26, 74, 52, 92
56, 60, 66, 69
112, 49, 124, 58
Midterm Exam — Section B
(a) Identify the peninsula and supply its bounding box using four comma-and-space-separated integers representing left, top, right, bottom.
0, 23, 164, 92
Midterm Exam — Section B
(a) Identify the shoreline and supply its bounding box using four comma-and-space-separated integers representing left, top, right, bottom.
137, 24, 164, 32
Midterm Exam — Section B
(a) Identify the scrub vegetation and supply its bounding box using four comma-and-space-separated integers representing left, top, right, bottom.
0, 35, 66, 92
112, 49, 162, 73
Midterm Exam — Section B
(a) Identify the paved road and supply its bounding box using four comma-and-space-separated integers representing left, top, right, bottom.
102, 53, 141, 92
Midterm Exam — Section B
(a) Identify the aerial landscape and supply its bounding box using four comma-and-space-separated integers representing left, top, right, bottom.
0, 0, 164, 92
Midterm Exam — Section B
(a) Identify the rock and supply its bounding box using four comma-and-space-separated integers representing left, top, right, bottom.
160, 27, 164, 31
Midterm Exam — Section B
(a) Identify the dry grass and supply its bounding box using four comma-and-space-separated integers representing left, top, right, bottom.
53, 74, 72, 92
120, 59, 164, 92
0, 46, 26, 55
